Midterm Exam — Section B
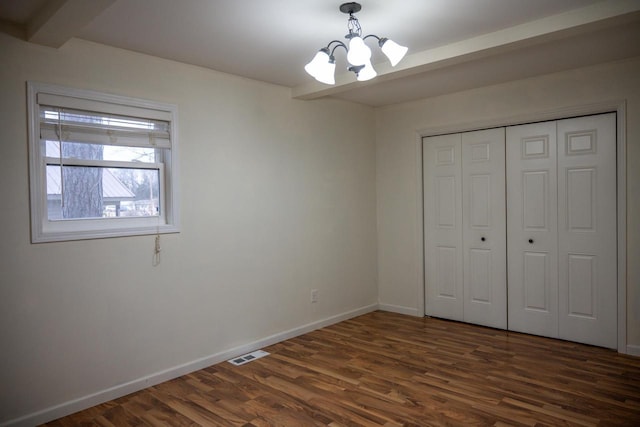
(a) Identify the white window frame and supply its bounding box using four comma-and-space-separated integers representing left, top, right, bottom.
27, 82, 180, 243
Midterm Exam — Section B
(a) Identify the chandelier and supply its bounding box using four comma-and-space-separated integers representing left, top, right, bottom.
304, 2, 408, 85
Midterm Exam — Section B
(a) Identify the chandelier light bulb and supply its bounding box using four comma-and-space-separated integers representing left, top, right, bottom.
380, 38, 408, 66
347, 36, 371, 66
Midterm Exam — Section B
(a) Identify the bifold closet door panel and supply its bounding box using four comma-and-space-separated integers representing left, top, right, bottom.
423, 134, 464, 321
506, 122, 559, 338
461, 128, 507, 329
557, 113, 617, 349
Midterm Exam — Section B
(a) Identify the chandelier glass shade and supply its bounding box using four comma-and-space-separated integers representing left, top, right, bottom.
356, 60, 377, 81
305, 2, 408, 85
379, 38, 408, 66
304, 49, 336, 84
347, 36, 371, 66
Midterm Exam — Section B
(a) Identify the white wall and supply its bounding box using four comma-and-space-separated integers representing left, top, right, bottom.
0, 33, 377, 424
376, 57, 640, 349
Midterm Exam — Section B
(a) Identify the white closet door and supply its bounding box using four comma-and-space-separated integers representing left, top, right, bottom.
557, 113, 617, 348
423, 134, 463, 321
461, 128, 507, 329
506, 122, 559, 338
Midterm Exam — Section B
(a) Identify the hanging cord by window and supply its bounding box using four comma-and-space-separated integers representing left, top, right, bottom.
57, 108, 64, 208
152, 234, 161, 266
152, 219, 161, 266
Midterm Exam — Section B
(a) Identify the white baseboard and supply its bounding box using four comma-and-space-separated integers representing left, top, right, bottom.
378, 303, 421, 317
1, 303, 379, 427
626, 344, 640, 357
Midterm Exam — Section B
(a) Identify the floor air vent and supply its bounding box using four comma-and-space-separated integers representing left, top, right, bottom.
228, 350, 269, 366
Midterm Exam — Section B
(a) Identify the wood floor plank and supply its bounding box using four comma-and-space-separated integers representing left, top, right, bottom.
43, 311, 640, 426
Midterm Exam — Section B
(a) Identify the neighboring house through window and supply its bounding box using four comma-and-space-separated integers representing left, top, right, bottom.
46, 167, 136, 220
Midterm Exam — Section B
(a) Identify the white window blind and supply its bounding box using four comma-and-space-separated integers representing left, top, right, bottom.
39, 106, 171, 148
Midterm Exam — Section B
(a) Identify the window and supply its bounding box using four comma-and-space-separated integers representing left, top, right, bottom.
27, 82, 179, 242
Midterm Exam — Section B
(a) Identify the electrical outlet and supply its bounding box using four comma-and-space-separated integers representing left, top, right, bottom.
311, 289, 319, 303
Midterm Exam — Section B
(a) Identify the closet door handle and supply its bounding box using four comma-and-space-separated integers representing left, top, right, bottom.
481, 237, 486, 242
528, 238, 534, 244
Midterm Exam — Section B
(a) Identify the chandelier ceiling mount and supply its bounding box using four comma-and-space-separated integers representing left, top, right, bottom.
339, 2, 361, 15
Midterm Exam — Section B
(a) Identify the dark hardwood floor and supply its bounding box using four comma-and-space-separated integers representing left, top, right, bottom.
44, 311, 640, 426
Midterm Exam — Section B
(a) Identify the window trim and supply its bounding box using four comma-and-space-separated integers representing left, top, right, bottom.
27, 82, 180, 243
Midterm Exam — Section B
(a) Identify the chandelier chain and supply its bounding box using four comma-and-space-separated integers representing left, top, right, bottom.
347, 14, 362, 38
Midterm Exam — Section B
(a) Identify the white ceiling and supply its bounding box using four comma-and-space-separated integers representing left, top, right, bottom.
1, 0, 639, 106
